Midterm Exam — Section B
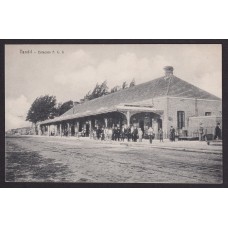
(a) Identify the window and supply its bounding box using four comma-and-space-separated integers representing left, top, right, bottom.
177, 111, 185, 129
205, 112, 212, 116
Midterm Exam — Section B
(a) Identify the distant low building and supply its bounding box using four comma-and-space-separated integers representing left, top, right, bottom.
6, 126, 34, 135
38, 66, 222, 139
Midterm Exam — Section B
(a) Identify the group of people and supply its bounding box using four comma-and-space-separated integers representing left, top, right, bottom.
91, 125, 142, 142
49, 122, 222, 143
169, 123, 222, 142
198, 122, 222, 141
89, 125, 163, 144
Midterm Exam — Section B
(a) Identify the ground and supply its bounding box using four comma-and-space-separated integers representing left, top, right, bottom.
5, 136, 223, 183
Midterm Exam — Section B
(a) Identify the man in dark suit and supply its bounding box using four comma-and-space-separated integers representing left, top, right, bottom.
126, 127, 131, 142
132, 127, 138, 142
116, 126, 121, 141
214, 123, 222, 140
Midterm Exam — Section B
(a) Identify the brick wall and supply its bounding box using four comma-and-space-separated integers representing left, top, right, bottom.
196, 99, 222, 116
166, 97, 222, 137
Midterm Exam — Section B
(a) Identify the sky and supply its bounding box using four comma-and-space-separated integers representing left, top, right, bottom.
5, 44, 222, 131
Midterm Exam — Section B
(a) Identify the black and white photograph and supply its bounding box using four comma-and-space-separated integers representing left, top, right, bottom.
4, 43, 223, 184
2, 1, 228, 227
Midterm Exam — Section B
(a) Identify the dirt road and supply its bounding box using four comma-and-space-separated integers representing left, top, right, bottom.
5, 136, 223, 183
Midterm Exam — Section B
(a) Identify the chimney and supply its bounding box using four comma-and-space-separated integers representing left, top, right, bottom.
164, 66, 174, 77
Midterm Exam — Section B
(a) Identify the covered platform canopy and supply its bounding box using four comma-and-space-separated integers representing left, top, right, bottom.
39, 103, 163, 125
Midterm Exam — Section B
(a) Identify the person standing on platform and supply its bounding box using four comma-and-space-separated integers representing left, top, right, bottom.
113, 127, 117, 141
121, 126, 125, 141
132, 126, 138, 142
116, 125, 121, 141
97, 127, 101, 140
138, 128, 143, 142
75, 126, 79, 138
93, 129, 97, 140
104, 127, 109, 141
130, 125, 133, 141
214, 123, 222, 140
148, 127, 154, 144
108, 128, 113, 141
111, 125, 115, 140
126, 126, 131, 142
81, 128, 85, 137
199, 123, 204, 141
123, 127, 127, 141
170, 126, 175, 142
101, 127, 105, 141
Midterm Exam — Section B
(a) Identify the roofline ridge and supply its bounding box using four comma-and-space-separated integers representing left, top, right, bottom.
171, 75, 221, 100
72, 75, 164, 105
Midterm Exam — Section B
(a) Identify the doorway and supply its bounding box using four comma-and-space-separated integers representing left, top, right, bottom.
79, 122, 82, 132
71, 125, 76, 136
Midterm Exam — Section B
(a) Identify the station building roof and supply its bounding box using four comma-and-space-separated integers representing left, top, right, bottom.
40, 74, 221, 125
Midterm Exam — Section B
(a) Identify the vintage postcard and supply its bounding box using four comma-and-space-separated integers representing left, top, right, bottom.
4, 43, 223, 184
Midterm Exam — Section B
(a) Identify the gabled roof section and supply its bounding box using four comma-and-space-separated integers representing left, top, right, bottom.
167, 75, 221, 100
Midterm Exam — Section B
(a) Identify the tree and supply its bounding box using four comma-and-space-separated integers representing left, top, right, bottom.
83, 90, 91, 101
82, 80, 109, 101
99, 80, 109, 96
57, 100, 74, 116
90, 83, 100, 99
129, 78, 136, 87
110, 85, 121, 93
122, 81, 128, 89
26, 95, 58, 124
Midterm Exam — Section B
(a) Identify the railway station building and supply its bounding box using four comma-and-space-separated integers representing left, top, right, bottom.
38, 66, 222, 139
